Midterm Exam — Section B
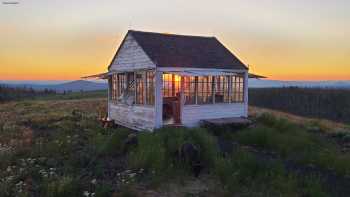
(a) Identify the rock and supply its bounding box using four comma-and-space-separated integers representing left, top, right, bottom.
124, 133, 138, 147
123, 133, 138, 154
179, 142, 203, 177
217, 137, 238, 157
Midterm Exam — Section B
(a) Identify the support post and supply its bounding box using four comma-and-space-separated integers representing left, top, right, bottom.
154, 70, 163, 129
243, 71, 249, 117
107, 75, 111, 120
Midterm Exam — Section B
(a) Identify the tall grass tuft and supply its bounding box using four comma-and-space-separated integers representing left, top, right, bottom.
42, 176, 81, 197
128, 127, 218, 179
233, 113, 350, 176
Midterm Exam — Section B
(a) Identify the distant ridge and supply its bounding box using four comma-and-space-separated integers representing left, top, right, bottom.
249, 79, 350, 89
1, 79, 350, 92
0, 80, 107, 93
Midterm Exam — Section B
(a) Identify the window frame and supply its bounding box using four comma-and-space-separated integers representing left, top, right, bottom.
182, 73, 246, 105
109, 69, 155, 106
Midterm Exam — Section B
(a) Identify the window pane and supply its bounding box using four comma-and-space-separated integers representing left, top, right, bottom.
135, 72, 144, 104
163, 74, 181, 98
197, 76, 213, 104
117, 73, 126, 101
215, 76, 229, 103
110, 74, 118, 101
146, 71, 155, 105
231, 75, 244, 103
184, 76, 196, 105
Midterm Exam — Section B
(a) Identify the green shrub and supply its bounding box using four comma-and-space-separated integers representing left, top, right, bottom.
96, 128, 131, 156
301, 175, 328, 197
233, 113, 350, 177
95, 183, 113, 197
128, 127, 218, 179
42, 176, 81, 197
214, 149, 300, 196
233, 125, 319, 158
119, 185, 138, 197
0, 181, 12, 197
128, 132, 167, 173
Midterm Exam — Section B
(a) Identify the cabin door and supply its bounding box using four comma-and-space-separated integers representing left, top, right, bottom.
174, 93, 181, 124
162, 74, 182, 125
163, 93, 181, 125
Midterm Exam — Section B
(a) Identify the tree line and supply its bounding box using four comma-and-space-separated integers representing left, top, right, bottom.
249, 87, 350, 124
0, 85, 56, 102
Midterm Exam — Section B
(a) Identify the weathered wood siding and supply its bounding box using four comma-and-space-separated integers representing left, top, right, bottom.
109, 34, 155, 71
181, 103, 246, 127
109, 103, 155, 131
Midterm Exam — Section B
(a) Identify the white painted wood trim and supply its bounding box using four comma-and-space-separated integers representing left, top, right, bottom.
107, 77, 111, 120
181, 103, 245, 127
243, 71, 249, 117
154, 69, 163, 129
158, 67, 247, 72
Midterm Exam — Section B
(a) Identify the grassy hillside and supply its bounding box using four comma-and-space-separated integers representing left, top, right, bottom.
1, 98, 350, 196
249, 87, 350, 124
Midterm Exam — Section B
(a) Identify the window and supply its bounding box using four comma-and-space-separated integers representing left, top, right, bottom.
197, 76, 213, 104
182, 74, 245, 105
215, 76, 230, 103
109, 70, 155, 106
117, 73, 126, 99
231, 75, 244, 103
145, 71, 155, 105
110, 74, 117, 101
126, 72, 135, 93
163, 74, 181, 97
184, 76, 196, 104
135, 72, 144, 104
110, 74, 122, 101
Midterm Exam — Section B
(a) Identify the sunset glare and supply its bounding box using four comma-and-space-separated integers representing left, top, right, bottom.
1, 0, 349, 81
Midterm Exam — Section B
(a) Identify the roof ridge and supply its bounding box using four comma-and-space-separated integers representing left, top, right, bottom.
128, 29, 216, 39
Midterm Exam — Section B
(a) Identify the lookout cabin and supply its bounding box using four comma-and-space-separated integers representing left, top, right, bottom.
88, 30, 254, 131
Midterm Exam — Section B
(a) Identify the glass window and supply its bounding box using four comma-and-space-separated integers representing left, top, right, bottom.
110, 74, 119, 101
197, 76, 213, 104
135, 72, 144, 104
146, 71, 155, 105
184, 76, 196, 104
231, 75, 244, 103
110, 71, 155, 106
215, 76, 230, 103
163, 74, 181, 97
117, 73, 126, 99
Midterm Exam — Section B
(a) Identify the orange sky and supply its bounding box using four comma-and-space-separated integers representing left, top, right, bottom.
1, 0, 349, 81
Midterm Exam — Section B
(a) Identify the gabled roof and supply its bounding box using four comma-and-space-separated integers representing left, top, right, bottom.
109, 30, 248, 70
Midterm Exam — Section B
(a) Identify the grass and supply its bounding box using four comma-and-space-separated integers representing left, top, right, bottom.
128, 127, 218, 183
39, 90, 107, 101
1, 97, 350, 196
230, 114, 350, 177
214, 149, 328, 197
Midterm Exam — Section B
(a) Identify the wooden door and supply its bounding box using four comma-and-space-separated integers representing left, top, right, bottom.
174, 93, 181, 124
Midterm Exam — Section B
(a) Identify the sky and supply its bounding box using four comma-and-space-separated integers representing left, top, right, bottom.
0, 0, 349, 81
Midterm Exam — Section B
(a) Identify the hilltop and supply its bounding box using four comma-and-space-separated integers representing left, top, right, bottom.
2, 79, 350, 92
1, 96, 350, 196
0, 80, 107, 93
249, 79, 350, 89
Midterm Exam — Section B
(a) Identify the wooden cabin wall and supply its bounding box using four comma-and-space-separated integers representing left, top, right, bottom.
108, 33, 157, 131
109, 34, 155, 71
181, 103, 246, 127
109, 103, 155, 131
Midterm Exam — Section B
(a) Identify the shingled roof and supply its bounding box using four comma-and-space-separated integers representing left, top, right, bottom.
111, 30, 248, 70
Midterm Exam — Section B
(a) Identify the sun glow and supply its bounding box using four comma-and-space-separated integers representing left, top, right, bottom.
0, 0, 349, 81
